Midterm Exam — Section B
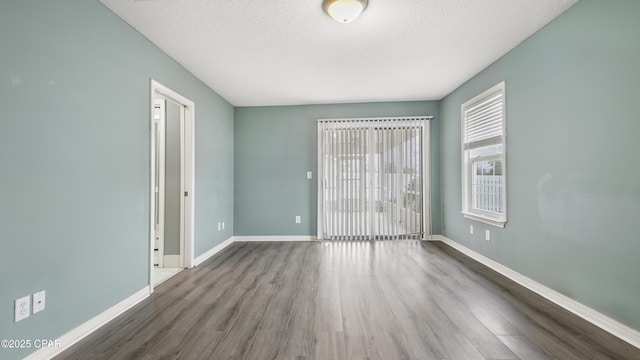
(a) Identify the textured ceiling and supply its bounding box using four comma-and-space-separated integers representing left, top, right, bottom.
99, 0, 578, 106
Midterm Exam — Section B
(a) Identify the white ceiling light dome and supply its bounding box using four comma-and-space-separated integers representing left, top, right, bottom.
323, 0, 368, 24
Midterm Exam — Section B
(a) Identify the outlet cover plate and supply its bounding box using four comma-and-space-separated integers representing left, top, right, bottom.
15, 295, 31, 322
33, 290, 46, 314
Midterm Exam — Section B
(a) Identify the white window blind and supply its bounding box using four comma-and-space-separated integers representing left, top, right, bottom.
317, 117, 431, 240
464, 90, 504, 149
461, 81, 507, 228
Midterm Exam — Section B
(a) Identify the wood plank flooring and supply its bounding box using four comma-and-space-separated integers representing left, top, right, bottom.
55, 241, 638, 360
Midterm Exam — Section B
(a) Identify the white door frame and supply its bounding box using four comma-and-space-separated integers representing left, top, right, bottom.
153, 99, 166, 268
149, 79, 195, 291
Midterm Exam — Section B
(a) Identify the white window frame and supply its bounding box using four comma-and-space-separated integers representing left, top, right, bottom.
461, 81, 507, 228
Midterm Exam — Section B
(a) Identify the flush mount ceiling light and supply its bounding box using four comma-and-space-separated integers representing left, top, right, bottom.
323, 0, 368, 24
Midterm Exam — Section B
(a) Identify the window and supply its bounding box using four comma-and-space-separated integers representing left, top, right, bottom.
461, 81, 507, 227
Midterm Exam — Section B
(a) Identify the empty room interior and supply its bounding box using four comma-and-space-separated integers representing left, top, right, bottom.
1, 0, 639, 359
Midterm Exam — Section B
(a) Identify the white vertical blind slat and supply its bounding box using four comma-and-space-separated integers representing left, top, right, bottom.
385, 126, 391, 239
359, 126, 365, 238
328, 129, 335, 237
336, 128, 341, 238
351, 125, 356, 239
391, 125, 396, 239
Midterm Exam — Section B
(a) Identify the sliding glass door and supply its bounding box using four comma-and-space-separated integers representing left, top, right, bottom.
317, 117, 431, 240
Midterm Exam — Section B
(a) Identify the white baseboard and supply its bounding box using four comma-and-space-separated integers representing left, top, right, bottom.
25, 286, 150, 360
27, 235, 637, 359
234, 235, 318, 242
193, 236, 234, 266
163, 255, 181, 268
436, 235, 640, 350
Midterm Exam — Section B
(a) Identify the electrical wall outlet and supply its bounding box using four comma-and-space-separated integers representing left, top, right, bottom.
469, 224, 474, 234
15, 295, 30, 322
295, 216, 301, 224
33, 290, 46, 314
485, 230, 491, 241
306, 171, 312, 179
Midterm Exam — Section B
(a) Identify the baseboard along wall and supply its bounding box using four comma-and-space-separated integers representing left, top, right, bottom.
428, 235, 640, 353
25, 236, 236, 360
24, 234, 640, 359
193, 236, 235, 266
24, 287, 151, 360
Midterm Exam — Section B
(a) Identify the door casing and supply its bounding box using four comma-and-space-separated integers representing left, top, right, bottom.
149, 79, 195, 291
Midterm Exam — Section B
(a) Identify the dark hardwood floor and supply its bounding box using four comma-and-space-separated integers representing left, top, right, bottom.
55, 241, 638, 360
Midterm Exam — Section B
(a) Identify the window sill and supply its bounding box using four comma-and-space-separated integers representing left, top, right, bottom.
461, 211, 506, 228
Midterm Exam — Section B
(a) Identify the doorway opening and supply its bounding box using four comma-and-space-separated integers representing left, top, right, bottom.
150, 80, 195, 290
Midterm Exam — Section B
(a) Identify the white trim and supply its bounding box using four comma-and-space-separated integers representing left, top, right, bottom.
422, 120, 431, 236
179, 103, 186, 269
183, 105, 195, 269
149, 84, 158, 292
24, 287, 150, 360
436, 235, 640, 350
150, 79, 196, 292
461, 81, 507, 227
153, 99, 166, 268
193, 237, 235, 267
234, 236, 319, 242
461, 211, 506, 228
316, 121, 323, 240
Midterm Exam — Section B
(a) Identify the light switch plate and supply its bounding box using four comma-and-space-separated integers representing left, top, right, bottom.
33, 290, 46, 314
306, 171, 312, 179
485, 230, 491, 241
295, 216, 301, 224
469, 225, 474, 234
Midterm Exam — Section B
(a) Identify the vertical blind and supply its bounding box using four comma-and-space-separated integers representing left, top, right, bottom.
317, 117, 431, 241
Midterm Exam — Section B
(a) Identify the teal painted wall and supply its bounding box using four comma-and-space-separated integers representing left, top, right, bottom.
3, 0, 638, 358
234, 101, 441, 236
440, 0, 640, 330
0, 1, 233, 358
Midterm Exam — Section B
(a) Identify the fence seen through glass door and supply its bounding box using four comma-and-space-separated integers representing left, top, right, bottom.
317, 117, 431, 240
